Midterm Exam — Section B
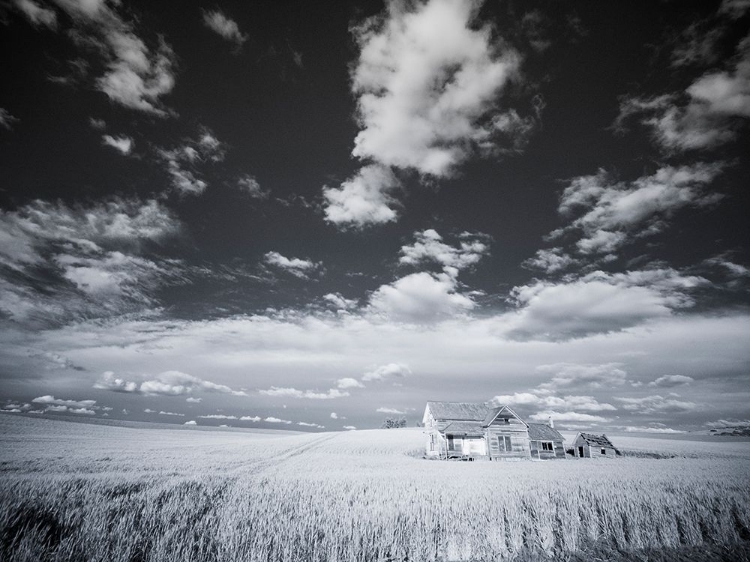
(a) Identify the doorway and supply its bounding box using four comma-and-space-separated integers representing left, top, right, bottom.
578, 446, 584, 458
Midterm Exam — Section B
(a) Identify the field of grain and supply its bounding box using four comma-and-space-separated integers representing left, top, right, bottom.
1, 414, 749, 561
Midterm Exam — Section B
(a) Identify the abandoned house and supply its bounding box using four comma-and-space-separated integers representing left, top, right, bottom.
572, 432, 619, 458
422, 401, 566, 460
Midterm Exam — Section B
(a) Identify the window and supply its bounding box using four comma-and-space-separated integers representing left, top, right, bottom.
601, 448, 607, 455
430, 434, 436, 451
541, 441, 553, 451
498, 435, 511, 452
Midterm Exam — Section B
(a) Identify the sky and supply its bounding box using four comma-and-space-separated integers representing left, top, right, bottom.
0, 0, 749, 434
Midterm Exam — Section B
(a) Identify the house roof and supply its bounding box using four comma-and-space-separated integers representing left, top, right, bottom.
482, 404, 527, 427
527, 423, 564, 442
577, 433, 617, 449
442, 421, 485, 435
426, 401, 489, 421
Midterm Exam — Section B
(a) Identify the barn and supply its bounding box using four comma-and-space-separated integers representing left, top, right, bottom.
572, 433, 619, 458
422, 401, 564, 461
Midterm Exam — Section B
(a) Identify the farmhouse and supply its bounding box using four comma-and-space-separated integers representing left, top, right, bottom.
572, 432, 619, 458
422, 401, 566, 461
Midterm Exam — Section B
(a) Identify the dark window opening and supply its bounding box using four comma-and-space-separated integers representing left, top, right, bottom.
601, 448, 606, 455
541, 441, 553, 451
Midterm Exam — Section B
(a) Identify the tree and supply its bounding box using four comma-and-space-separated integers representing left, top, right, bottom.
381, 417, 407, 429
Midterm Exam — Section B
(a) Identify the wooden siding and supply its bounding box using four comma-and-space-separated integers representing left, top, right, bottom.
530, 439, 566, 460
572, 435, 615, 459
486, 426, 530, 460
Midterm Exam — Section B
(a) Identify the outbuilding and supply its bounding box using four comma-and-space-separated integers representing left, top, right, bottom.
528, 423, 566, 460
572, 433, 619, 458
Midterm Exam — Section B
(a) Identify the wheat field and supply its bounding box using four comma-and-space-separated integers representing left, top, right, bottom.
1, 414, 749, 561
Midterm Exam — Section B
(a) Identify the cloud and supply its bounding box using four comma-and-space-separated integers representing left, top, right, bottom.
199, 414, 237, 420
0, 108, 20, 130
102, 134, 133, 155
376, 407, 405, 414
157, 128, 226, 196
184, 420, 197, 425
670, 22, 724, 68
11, 0, 58, 28
95, 371, 139, 393
615, 395, 699, 414
705, 255, 750, 278
337, 377, 364, 389
186, 397, 201, 403
0, 197, 179, 292
705, 418, 750, 429
264, 416, 292, 424
719, 0, 750, 19
648, 374, 694, 388
259, 387, 349, 400
31, 395, 97, 415
202, 9, 248, 50
10, 305, 750, 431
555, 163, 724, 255
240, 415, 260, 422
505, 268, 708, 339
491, 392, 617, 412
298, 421, 325, 429
322, 164, 400, 228
330, 412, 339, 419
236, 175, 268, 199
323, 293, 358, 311
323, 0, 531, 227
45, 0, 177, 116
615, 31, 750, 153
528, 410, 611, 423
622, 426, 686, 434
94, 370, 248, 397
350, 0, 522, 175
398, 230, 490, 276
535, 363, 629, 390
362, 363, 411, 382
368, 272, 475, 323
32, 395, 96, 409
522, 248, 577, 274
343, 426, 356, 430
263, 252, 320, 279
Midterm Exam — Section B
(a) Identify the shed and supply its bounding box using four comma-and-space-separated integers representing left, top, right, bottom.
572, 433, 619, 458
528, 423, 566, 460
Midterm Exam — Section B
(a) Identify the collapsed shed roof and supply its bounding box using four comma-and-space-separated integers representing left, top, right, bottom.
577, 433, 618, 450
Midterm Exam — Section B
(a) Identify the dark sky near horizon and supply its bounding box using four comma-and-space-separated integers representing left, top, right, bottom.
0, 0, 749, 433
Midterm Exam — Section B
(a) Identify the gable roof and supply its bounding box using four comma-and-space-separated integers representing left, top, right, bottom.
576, 433, 617, 450
482, 404, 527, 427
426, 401, 489, 421
527, 423, 565, 442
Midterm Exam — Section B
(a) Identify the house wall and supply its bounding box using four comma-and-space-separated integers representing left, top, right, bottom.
573, 437, 589, 458
530, 439, 566, 460
486, 422, 530, 460
588, 445, 615, 458
424, 429, 445, 458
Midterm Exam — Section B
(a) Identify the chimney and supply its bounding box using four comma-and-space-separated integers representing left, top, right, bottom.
548, 416, 554, 429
